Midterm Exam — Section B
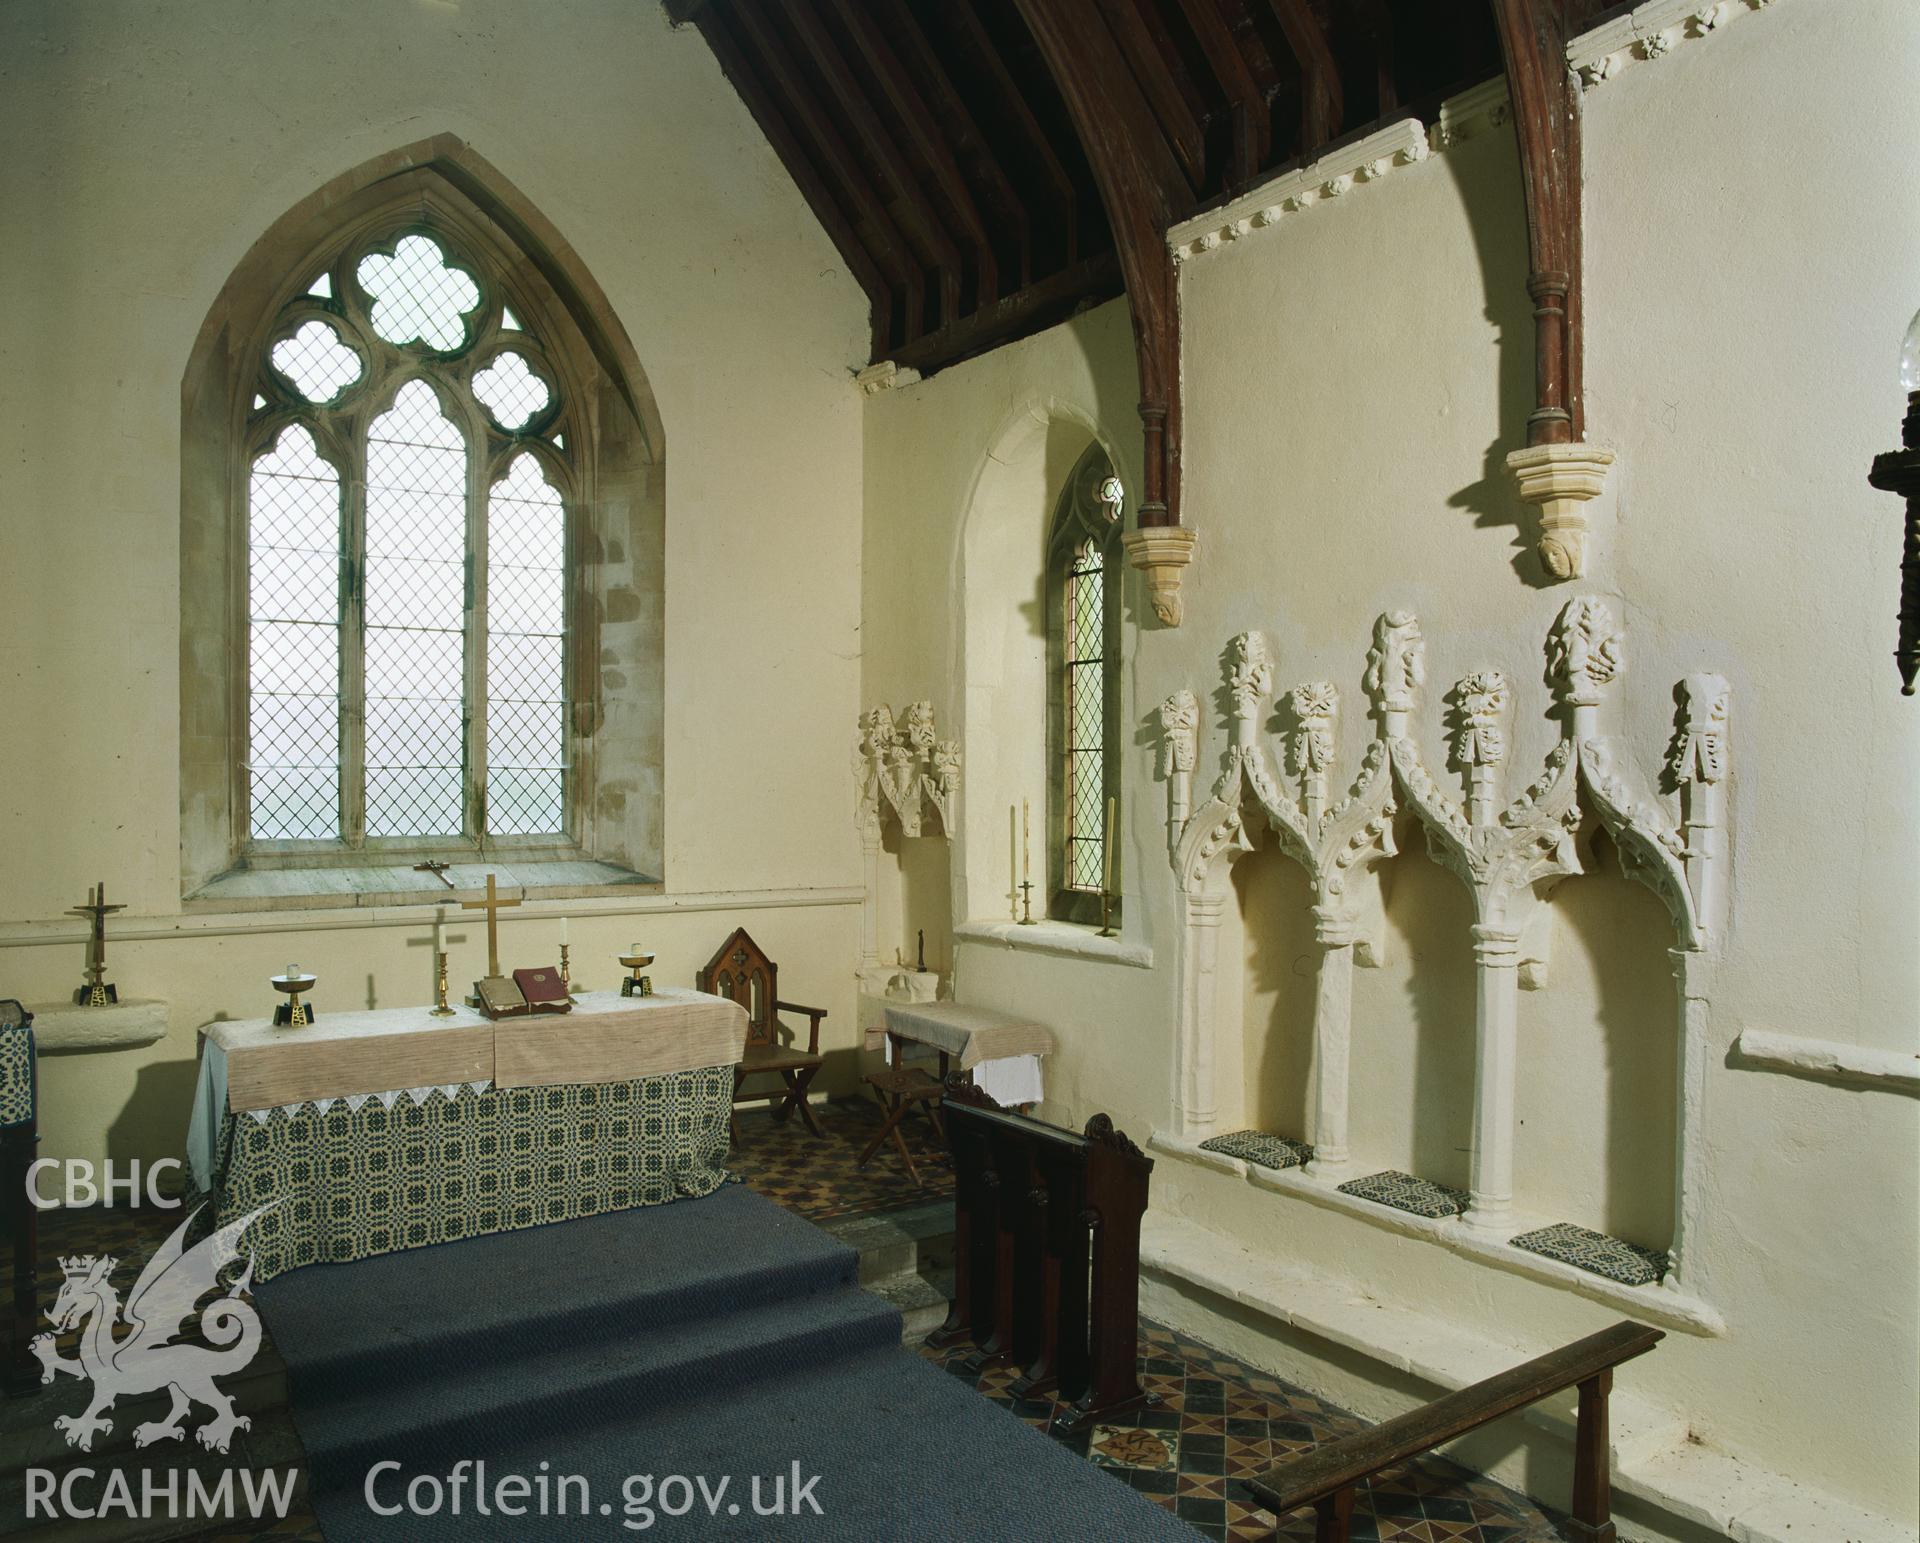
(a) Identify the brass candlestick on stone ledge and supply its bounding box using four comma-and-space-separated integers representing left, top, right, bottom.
431, 951, 455, 1016
68, 882, 126, 1007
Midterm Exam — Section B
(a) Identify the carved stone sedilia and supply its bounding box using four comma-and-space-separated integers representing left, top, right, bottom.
1157, 601, 1730, 1277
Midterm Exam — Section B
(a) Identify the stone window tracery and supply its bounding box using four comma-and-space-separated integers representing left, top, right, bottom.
243, 228, 578, 851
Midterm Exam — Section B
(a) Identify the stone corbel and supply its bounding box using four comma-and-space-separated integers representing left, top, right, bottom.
1506, 442, 1617, 581
1122, 525, 1198, 627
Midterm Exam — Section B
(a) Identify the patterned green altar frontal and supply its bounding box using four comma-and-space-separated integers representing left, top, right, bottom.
204, 1064, 736, 1281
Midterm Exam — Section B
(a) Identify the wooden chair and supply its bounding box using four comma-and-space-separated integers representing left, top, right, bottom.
697, 928, 826, 1141
857, 1031, 945, 1184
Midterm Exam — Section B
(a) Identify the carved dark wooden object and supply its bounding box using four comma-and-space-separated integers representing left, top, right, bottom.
856, 1031, 946, 1184
1489, 0, 1584, 445
696, 927, 827, 1141
1867, 391, 1920, 695
930, 1080, 1154, 1432
1013, 0, 1188, 528
1247, 1319, 1663, 1543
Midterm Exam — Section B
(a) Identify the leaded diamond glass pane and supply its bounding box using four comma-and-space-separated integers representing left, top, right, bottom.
271, 318, 361, 403
357, 234, 480, 352
486, 454, 567, 836
247, 425, 340, 840
1061, 539, 1109, 893
365, 381, 467, 838
472, 350, 552, 430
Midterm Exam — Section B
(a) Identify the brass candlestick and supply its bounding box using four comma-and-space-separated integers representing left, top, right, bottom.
431, 950, 455, 1016
69, 881, 127, 1006
618, 951, 655, 998
1097, 889, 1116, 938
271, 972, 317, 1028
1017, 879, 1036, 925
559, 942, 574, 1000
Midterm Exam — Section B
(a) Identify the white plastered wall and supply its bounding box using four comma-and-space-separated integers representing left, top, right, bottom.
0, 0, 870, 1167
861, 0, 1919, 1529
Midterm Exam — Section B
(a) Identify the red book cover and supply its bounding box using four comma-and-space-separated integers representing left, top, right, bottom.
511, 967, 573, 1013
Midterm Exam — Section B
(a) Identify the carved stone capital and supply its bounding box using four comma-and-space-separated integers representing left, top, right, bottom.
1505, 442, 1617, 581
1122, 524, 1199, 627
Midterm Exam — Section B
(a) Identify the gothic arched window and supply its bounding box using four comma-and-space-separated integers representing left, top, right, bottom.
1047, 445, 1124, 924
247, 231, 573, 846
181, 142, 665, 900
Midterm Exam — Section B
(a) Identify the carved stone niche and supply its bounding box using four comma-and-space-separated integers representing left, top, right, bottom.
855, 701, 960, 969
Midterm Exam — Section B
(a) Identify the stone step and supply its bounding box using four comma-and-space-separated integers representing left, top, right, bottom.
0, 1351, 288, 1480
0, 1408, 308, 1543
867, 1265, 955, 1343
814, 1198, 955, 1286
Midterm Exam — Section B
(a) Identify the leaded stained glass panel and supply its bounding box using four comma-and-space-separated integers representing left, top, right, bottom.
486, 455, 567, 836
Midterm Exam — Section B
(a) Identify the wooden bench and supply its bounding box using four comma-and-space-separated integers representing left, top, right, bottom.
1246, 1319, 1663, 1542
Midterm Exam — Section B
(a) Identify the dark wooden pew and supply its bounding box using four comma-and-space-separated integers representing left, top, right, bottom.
927, 1080, 1154, 1432
1247, 1319, 1663, 1542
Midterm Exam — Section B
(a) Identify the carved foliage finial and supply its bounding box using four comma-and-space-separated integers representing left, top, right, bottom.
1159, 690, 1199, 773
1452, 671, 1510, 771
1287, 681, 1338, 778
1227, 631, 1274, 726
1671, 674, 1731, 785
1548, 597, 1624, 709
858, 702, 957, 837
1363, 611, 1425, 716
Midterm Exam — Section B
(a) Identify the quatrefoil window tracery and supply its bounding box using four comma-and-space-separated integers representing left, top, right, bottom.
244, 226, 576, 847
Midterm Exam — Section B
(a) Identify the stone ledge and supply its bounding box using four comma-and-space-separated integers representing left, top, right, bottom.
23, 998, 169, 1052
954, 918, 1153, 969
1732, 1028, 1920, 1094
1149, 1130, 1724, 1336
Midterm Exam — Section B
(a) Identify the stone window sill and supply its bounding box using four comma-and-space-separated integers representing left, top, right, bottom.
954, 918, 1153, 969
185, 858, 661, 913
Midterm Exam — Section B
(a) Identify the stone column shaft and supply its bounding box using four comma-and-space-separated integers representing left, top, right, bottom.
1466, 923, 1523, 1234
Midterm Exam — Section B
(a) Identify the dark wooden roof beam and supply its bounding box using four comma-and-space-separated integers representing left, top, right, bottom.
729, 0, 928, 340
827, 0, 1000, 307
780, 0, 968, 326
948, 0, 1083, 266
881, 0, 1034, 287
1171, 0, 1272, 185
1106, 0, 1211, 191
1269, 0, 1345, 155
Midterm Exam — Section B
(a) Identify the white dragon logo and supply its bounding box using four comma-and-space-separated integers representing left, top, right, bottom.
32, 1204, 272, 1455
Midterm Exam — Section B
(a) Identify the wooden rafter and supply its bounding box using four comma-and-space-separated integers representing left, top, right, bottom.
690, 6, 890, 353
947, 0, 1083, 266
728, 0, 929, 340
881, 0, 1034, 288
1106, 0, 1211, 191
1489, 0, 1583, 443
830, 0, 1001, 306
1336, 0, 1398, 114
1171, 0, 1271, 185
1268, 0, 1345, 154
1013, 0, 1189, 526
780, 0, 967, 326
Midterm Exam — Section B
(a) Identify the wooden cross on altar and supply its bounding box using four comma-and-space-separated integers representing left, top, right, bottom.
460, 873, 520, 978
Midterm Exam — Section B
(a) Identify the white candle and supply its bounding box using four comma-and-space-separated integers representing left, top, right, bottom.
1104, 795, 1116, 894
560, 915, 570, 945
1022, 799, 1030, 882
433, 912, 445, 955
286, 963, 299, 977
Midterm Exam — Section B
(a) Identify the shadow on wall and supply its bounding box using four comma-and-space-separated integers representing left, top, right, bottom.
1353, 824, 1479, 1192
104, 1055, 200, 1181
1235, 830, 1317, 1139
1436, 129, 1553, 589
1519, 827, 1679, 1248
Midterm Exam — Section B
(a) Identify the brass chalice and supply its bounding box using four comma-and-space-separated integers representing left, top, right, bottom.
617, 951, 655, 999
270, 971, 319, 1027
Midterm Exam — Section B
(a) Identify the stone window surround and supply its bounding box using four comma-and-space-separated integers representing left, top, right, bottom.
180, 136, 665, 910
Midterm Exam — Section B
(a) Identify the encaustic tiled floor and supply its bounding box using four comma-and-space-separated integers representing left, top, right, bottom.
13, 1098, 1569, 1542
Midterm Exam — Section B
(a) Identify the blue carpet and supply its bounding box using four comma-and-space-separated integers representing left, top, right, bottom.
258, 1186, 1194, 1540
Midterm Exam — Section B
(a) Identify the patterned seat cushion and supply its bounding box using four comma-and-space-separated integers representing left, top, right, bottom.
1510, 1221, 1669, 1286
1198, 1129, 1311, 1171
1337, 1169, 1469, 1218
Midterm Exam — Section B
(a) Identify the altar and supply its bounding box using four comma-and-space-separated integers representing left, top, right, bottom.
185, 989, 748, 1282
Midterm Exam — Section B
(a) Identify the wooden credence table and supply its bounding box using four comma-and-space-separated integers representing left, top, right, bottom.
1246, 1319, 1663, 1542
